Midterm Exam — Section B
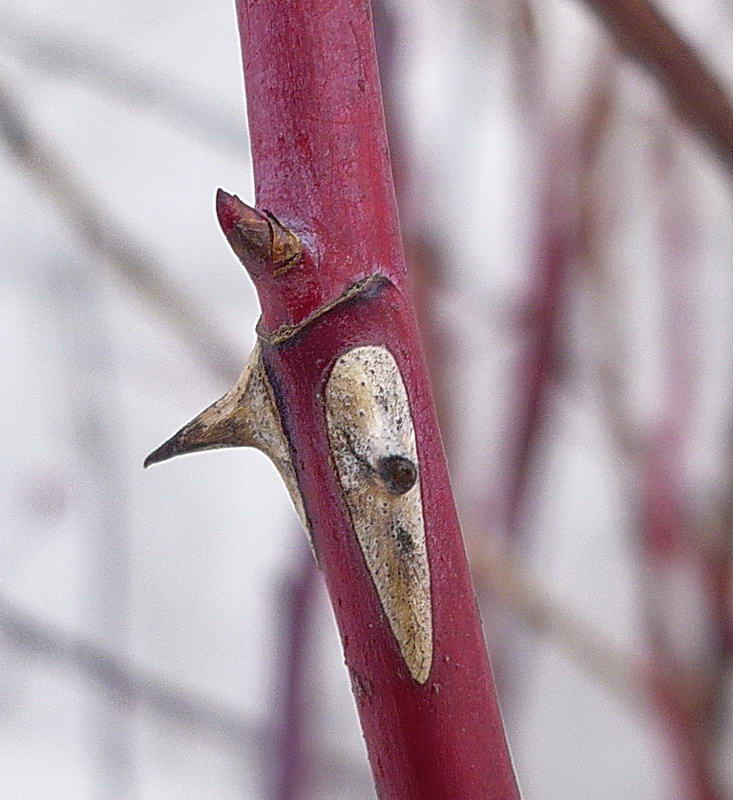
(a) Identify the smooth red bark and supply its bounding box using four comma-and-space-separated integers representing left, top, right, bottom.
233, 2, 520, 797
237, 0, 405, 328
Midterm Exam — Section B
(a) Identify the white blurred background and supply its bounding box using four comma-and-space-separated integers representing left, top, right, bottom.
1, 0, 732, 798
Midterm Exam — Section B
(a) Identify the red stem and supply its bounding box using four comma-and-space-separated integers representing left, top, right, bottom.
236, 0, 404, 328
232, 2, 520, 797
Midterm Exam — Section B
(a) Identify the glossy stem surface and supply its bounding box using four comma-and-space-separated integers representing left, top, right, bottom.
235, 2, 520, 797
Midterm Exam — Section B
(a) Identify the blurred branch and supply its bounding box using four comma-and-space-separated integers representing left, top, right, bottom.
641, 134, 729, 800
501, 151, 576, 540
582, 105, 730, 798
0, 77, 240, 384
48, 263, 136, 796
580, 0, 733, 176
579, 62, 648, 466
269, 549, 319, 800
484, 54, 618, 710
585, 107, 729, 797
0, 595, 370, 792
470, 540, 644, 700
502, 37, 616, 541
472, 533, 732, 762
0, 15, 245, 154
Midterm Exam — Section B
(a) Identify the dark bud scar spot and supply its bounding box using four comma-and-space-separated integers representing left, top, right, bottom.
394, 523, 415, 553
377, 455, 417, 494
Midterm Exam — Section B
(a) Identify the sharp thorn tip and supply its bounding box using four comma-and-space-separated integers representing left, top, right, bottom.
143, 436, 182, 469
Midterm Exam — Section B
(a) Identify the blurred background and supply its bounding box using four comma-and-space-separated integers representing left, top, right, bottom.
1, 0, 732, 797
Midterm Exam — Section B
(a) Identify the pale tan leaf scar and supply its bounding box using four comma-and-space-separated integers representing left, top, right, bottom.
325, 346, 433, 683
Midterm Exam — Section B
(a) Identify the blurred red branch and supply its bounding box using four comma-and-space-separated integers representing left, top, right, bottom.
503, 53, 616, 538
581, 74, 731, 797
581, 0, 733, 175
639, 134, 730, 800
503, 167, 575, 538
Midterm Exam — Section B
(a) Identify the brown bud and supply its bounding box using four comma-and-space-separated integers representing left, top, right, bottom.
216, 188, 302, 277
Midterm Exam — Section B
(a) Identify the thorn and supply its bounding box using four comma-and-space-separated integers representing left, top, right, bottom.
144, 349, 262, 469
143, 423, 222, 468
143, 435, 180, 468
143, 344, 313, 545
143, 403, 239, 468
